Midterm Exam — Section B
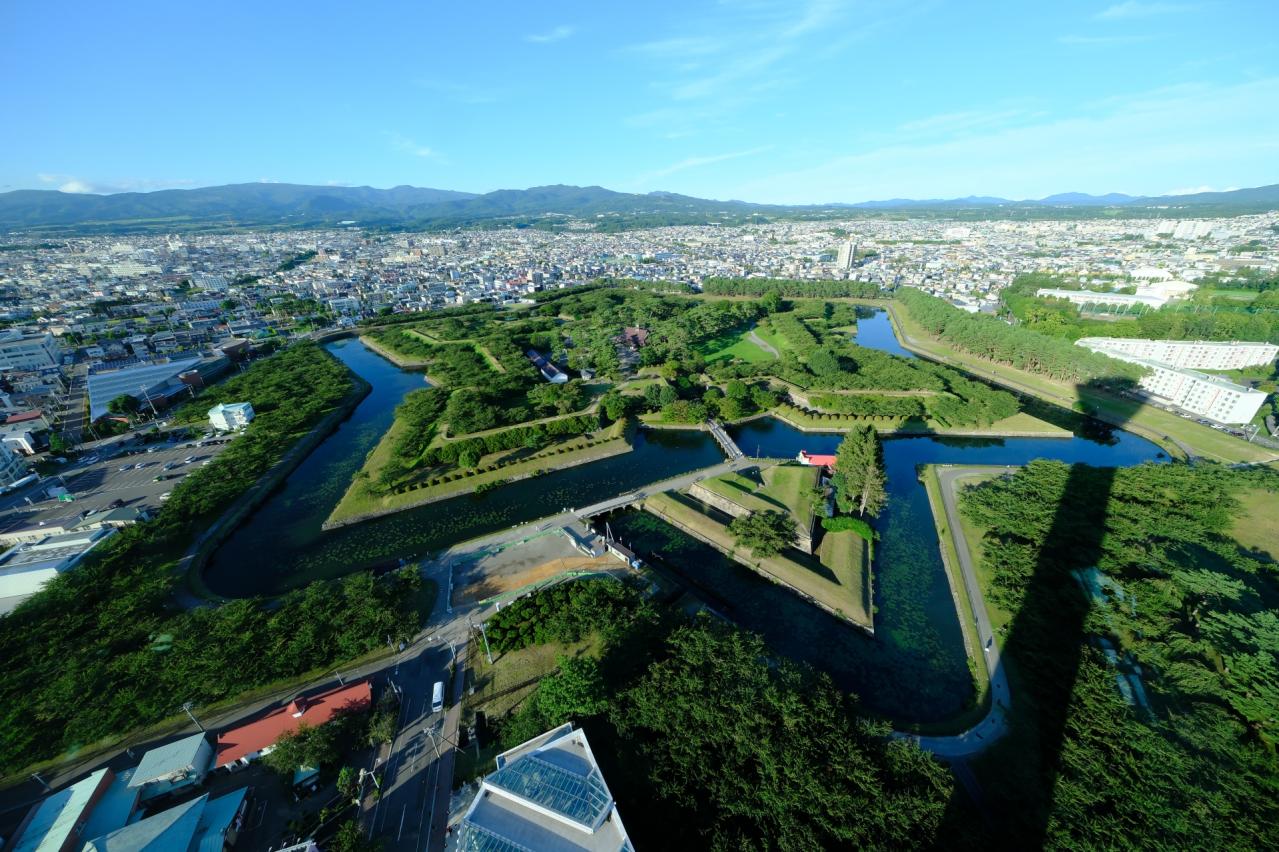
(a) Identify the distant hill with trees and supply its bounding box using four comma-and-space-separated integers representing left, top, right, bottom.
3, 181, 1278, 234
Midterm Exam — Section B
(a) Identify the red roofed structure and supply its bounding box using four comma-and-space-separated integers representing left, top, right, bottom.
214, 680, 372, 768
796, 450, 837, 471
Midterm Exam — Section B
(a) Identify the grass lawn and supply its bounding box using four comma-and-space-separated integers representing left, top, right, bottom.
617, 376, 665, 396
406, 328, 444, 344
752, 320, 792, 354
1231, 486, 1279, 562
464, 633, 602, 720
698, 326, 776, 364
1200, 288, 1261, 302
454, 633, 602, 784
886, 302, 1277, 465
645, 492, 872, 630
699, 463, 819, 524
817, 529, 872, 627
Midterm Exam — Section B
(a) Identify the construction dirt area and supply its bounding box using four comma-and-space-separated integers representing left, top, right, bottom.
450, 525, 620, 606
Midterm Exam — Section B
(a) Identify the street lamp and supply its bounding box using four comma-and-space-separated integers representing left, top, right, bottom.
181, 701, 204, 732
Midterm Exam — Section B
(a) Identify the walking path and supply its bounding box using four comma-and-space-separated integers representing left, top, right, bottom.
897, 465, 1011, 758
746, 324, 779, 358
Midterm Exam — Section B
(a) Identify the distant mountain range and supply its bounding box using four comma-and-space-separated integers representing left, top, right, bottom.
1, 181, 1276, 234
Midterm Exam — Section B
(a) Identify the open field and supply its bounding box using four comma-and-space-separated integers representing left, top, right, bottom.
885, 302, 1278, 465
698, 325, 776, 364
644, 491, 873, 630
1231, 486, 1279, 562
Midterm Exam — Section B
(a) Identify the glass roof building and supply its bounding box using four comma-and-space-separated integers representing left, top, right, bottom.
456, 724, 632, 852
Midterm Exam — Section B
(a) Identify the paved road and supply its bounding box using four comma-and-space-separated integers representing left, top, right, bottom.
366, 636, 461, 852
898, 465, 1012, 758
55, 366, 88, 446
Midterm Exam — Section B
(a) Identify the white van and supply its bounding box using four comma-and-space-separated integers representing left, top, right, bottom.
431, 681, 445, 714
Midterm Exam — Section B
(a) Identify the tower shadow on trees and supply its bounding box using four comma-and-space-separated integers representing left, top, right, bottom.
934, 378, 1139, 849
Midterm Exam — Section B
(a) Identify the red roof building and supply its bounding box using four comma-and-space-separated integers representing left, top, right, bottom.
796, 450, 837, 470
214, 680, 372, 768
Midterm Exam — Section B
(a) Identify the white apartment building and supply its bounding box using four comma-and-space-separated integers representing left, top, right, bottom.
0, 330, 61, 370
1077, 340, 1269, 424
1076, 338, 1278, 372
1133, 360, 1268, 424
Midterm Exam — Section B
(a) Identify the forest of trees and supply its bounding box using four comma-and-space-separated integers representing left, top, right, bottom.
960, 461, 1279, 847
1001, 272, 1279, 343
896, 287, 1146, 383
0, 344, 423, 771
484, 581, 955, 849
702, 277, 882, 299
709, 302, 1021, 427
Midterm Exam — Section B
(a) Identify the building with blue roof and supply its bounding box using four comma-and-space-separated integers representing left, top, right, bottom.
81, 787, 248, 852
10, 767, 114, 852
128, 733, 213, 802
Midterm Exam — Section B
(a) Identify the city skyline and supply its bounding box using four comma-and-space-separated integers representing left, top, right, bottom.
3, 0, 1278, 203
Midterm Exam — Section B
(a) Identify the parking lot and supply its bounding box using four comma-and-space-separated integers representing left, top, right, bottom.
0, 433, 236, 538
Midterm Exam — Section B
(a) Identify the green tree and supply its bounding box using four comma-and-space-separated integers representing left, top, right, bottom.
536, 655, 609, 721
262, 722, 340, 774
831, 426, 887, 517
613, 621, 952, 849
328, 820, 380, 852
107, 394, 140, 417
728, 510, 796, 557
337, 766, 361, 803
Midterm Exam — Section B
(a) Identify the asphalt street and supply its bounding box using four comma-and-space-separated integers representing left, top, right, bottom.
366, 629, 467, 852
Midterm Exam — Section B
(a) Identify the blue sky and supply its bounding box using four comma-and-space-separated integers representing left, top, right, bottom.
3, 0, 1277, 203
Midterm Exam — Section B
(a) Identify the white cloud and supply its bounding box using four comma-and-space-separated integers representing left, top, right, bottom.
1162, 185, 1239, 195
1058, 33, 1156, 46
627, 36, 725, 57
1096, 2, 1195, 20
36, 173, 195, 194
638, 146, 774, 183
388, 133, 435, 158
730, 77, 1279, 203
525, 25, 575, 44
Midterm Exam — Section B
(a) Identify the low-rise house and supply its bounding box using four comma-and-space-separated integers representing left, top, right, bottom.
214, 680, 372, 769
128, 732, 214, 802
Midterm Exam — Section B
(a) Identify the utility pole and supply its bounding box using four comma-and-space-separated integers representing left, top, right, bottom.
181, 701, 204, 732
424, 726, 442, 760
471, 620, 493, 665
139, 385, 159, 418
